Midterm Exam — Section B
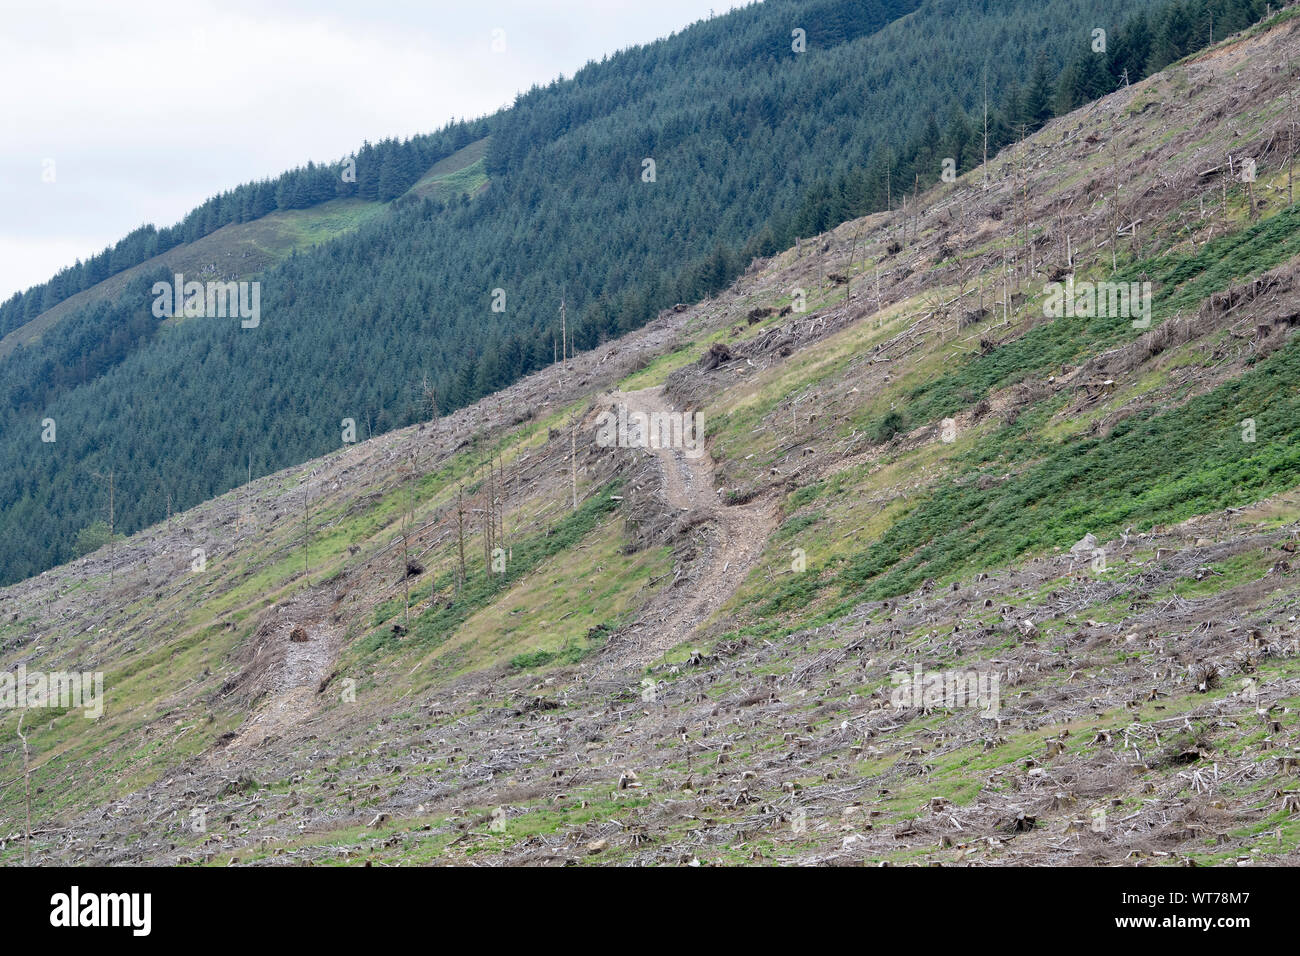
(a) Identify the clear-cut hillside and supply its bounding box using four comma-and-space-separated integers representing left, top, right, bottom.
2, 8, 1300, 866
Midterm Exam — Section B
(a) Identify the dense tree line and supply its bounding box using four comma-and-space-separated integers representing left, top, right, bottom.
0, 119, 491, 338
0, 0, 1272, 584
2, 271, 167, 418
780, 0, 1271, 241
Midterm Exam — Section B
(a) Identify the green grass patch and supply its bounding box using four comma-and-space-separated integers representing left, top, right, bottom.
841, 333, 1300, 599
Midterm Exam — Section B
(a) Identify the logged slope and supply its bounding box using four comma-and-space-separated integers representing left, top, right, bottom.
0, 0, 1183, 585
3, 8, 1300, 866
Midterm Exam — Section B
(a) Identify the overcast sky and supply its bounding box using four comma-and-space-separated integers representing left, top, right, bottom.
0, 0, 742, 301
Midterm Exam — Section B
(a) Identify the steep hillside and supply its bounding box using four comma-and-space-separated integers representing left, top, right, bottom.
4, 7, 1300, 867
1, 0, 1197, 585
0, 123, 491, 341
0, 137, 495, 363
0, 198, 385, 360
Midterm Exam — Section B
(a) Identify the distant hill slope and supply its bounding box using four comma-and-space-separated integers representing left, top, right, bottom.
405, 137, 491, 203
0, 137, 495, 360
0, 198, 385, 360
0, 0, 1252, 587
2, 5, 1300, 866
0, 121, 490, 340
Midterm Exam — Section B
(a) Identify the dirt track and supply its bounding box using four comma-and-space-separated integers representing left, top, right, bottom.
594, 386, 777, 675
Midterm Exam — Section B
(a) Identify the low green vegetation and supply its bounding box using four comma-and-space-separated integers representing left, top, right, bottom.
843, 334, 1300, 598
362, 480, 626, 652
901, 204, 1300, 430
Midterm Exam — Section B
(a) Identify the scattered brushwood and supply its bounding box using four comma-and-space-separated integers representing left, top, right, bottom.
618, 456, 681, 552
523, 696, 561, 713
218, 774, 259, 798
699, 342, 736, 370
668, 508, 713, 541
1190, 661, 1221, 693
1003, 811, 1036, 833
1203, 263, 1297, 323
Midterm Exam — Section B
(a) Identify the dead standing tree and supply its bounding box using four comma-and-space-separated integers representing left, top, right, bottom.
485, 453, 496, 568
982, 61, 990, 192
560, 293, 579, 513
495, 448, 507, 564
480, 467, 491, 573
1288, 68, 1297, 207
16, 712, 31, 866
301, 480, 311, 582
845, 223, 864, 303
235, 453, 253, 533
401, 454, 416, 630
456, 483, 467, 591
1018, 125, 1032, 284
570, 416, 579, 512
1110, 132, 1123, 275
420, 373, 440, 422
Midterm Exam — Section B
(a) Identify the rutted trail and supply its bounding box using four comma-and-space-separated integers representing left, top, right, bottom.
224, 590, 342, 752
596, 386, 777, 675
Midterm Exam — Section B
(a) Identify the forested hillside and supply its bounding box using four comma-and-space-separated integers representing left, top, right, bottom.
0, 0, 1263, 584
0, 121, 490, 338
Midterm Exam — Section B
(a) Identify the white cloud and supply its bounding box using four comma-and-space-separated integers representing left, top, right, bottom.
0, 0, 741, 300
